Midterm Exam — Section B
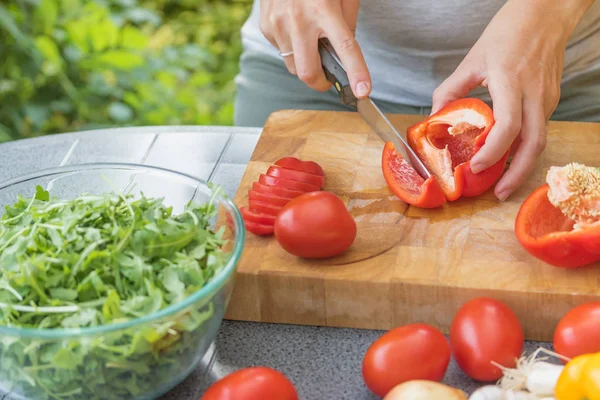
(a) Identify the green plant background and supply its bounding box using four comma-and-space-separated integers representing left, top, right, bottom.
0, 0, 253, 143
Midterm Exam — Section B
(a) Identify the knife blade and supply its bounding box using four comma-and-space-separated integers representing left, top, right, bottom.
317, 38, 431, 180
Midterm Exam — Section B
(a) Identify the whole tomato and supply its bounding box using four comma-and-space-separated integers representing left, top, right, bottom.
362, 323, 451, 398
554, 302, 600, 360
200, 367, 298, 400
450, 297, 524, 382
274, 191, 357, 258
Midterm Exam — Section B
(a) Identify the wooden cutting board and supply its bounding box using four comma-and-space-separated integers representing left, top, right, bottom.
224, 109, 600, 341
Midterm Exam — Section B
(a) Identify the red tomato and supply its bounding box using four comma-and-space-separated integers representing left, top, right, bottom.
266, 166, 325, 189
248, 190, 291, 207
200, 366, 298, 400
252, 182, 304, 199
244, 221, 274, 236
274, 191, 356, 258
274, 157, 325, 176
240, 206, 276, 226
554, 302, 600, 360
450, 297, 524, 382
249, 200, 283, 217
362, 323, 451, 398
259, 174, 319, 193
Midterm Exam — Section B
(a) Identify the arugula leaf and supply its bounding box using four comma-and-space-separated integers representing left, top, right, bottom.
0, 186, 231, 399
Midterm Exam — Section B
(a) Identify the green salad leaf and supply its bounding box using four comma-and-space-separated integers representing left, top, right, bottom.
0, 185, 232, 400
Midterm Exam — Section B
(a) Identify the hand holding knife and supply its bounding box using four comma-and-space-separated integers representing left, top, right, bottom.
317, 38, 431, 180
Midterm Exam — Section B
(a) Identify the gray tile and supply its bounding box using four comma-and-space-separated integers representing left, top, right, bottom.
64, 132, 156, 164
209, 163, 247, 200
144, 132, 230, 179
221, 133, 260, 164
0, 135, 76, 183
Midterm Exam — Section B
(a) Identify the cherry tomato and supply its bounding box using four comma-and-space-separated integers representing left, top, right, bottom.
252, 182, 304, 199
266, 166, 325, 189
244, 221, 274, 236
240, 206, 276, 226
248, 190, 291, 207
274, 157, 325, 176
249, 200, 283, 217
362, 323, 451, 398
200, 366, 298, 400
450, 297, 524, 382
259, 174, 319, 193
274, 191, 356, 259
554, 302, 600, 360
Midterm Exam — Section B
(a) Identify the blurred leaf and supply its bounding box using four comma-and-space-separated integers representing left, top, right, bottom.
35, 36, 62, 66
108, 102, 133, 122
93, 51, 145, 69
89, 17, 120, 52
33, 0, 58, 35
120, 25, 148, 49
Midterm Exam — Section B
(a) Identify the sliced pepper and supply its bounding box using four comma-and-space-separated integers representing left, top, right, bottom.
555, 352, 600, 400
382, 98, 509, 207
515, 163, 600, 268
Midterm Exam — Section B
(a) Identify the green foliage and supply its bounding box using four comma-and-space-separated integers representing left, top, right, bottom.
0, 0, 252, 142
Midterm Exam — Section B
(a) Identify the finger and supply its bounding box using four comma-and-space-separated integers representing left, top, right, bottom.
470, 78, 523, 174
341, 0, 360, 32
289, 18, 332, 92
272, 27, 297, 75
323, 11, 371, 98
431, 66, 483, 114
494, 101, 547, 201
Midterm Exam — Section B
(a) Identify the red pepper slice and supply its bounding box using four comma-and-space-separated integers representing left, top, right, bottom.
266, 166, 325, 189
382, 141, 447, 208
382, 98, 509, 207
274, 157, 325, 176
259, 174, 320, 193
515, 184, 600, 268
252, 182, 304, 199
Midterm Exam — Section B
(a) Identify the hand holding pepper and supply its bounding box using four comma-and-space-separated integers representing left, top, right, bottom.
430, 0, 595, 201
259, 0, 372, 98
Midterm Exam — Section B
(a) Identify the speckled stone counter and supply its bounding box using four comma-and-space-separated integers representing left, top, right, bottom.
0, 126, 550, 399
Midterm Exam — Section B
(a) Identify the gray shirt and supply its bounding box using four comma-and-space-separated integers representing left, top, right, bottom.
240, 0, 600, 107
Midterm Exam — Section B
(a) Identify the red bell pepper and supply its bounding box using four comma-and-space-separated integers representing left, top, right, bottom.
515, 164, 600, 268
382, 98, 509, 208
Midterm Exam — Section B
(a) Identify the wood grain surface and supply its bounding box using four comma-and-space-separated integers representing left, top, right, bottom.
223, 109, 600, 341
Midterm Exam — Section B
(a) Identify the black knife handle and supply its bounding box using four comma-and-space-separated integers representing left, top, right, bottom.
318, 38, 357, 108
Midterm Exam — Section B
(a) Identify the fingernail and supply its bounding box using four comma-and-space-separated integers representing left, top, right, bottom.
496, 189, 510, 202
356, 81, 369, 97
470, 162, 483, 174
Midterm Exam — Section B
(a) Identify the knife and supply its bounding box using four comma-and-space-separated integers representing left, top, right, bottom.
317, 38, 431, 180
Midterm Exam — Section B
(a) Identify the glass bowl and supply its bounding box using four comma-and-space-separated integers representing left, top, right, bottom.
0, 163, 245, 400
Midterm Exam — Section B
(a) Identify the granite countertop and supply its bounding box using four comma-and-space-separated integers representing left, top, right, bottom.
0, 126, 551, 399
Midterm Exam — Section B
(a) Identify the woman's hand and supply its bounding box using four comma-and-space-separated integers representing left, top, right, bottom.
431, 0, 594, 201
259, 0, 372, 98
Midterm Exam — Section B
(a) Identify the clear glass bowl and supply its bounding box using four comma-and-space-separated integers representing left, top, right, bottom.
0, 163, 245, 400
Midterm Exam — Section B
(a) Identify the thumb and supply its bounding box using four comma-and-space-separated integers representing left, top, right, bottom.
431, 67, 483, 114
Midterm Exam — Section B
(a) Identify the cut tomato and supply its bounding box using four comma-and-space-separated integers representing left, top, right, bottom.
259, 174, 320, 193
252, 182, 304, 199
274, 157, 325, 176
382, 98, 508, 207
244, 221, 275, 236
248, 190, 291, 207
241, 206, 276, 225
249, 199, 284, 217
267, 166, 325, 189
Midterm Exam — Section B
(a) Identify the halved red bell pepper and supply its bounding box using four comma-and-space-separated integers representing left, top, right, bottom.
515, 164, 600, 268
382, 98, 509, 208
